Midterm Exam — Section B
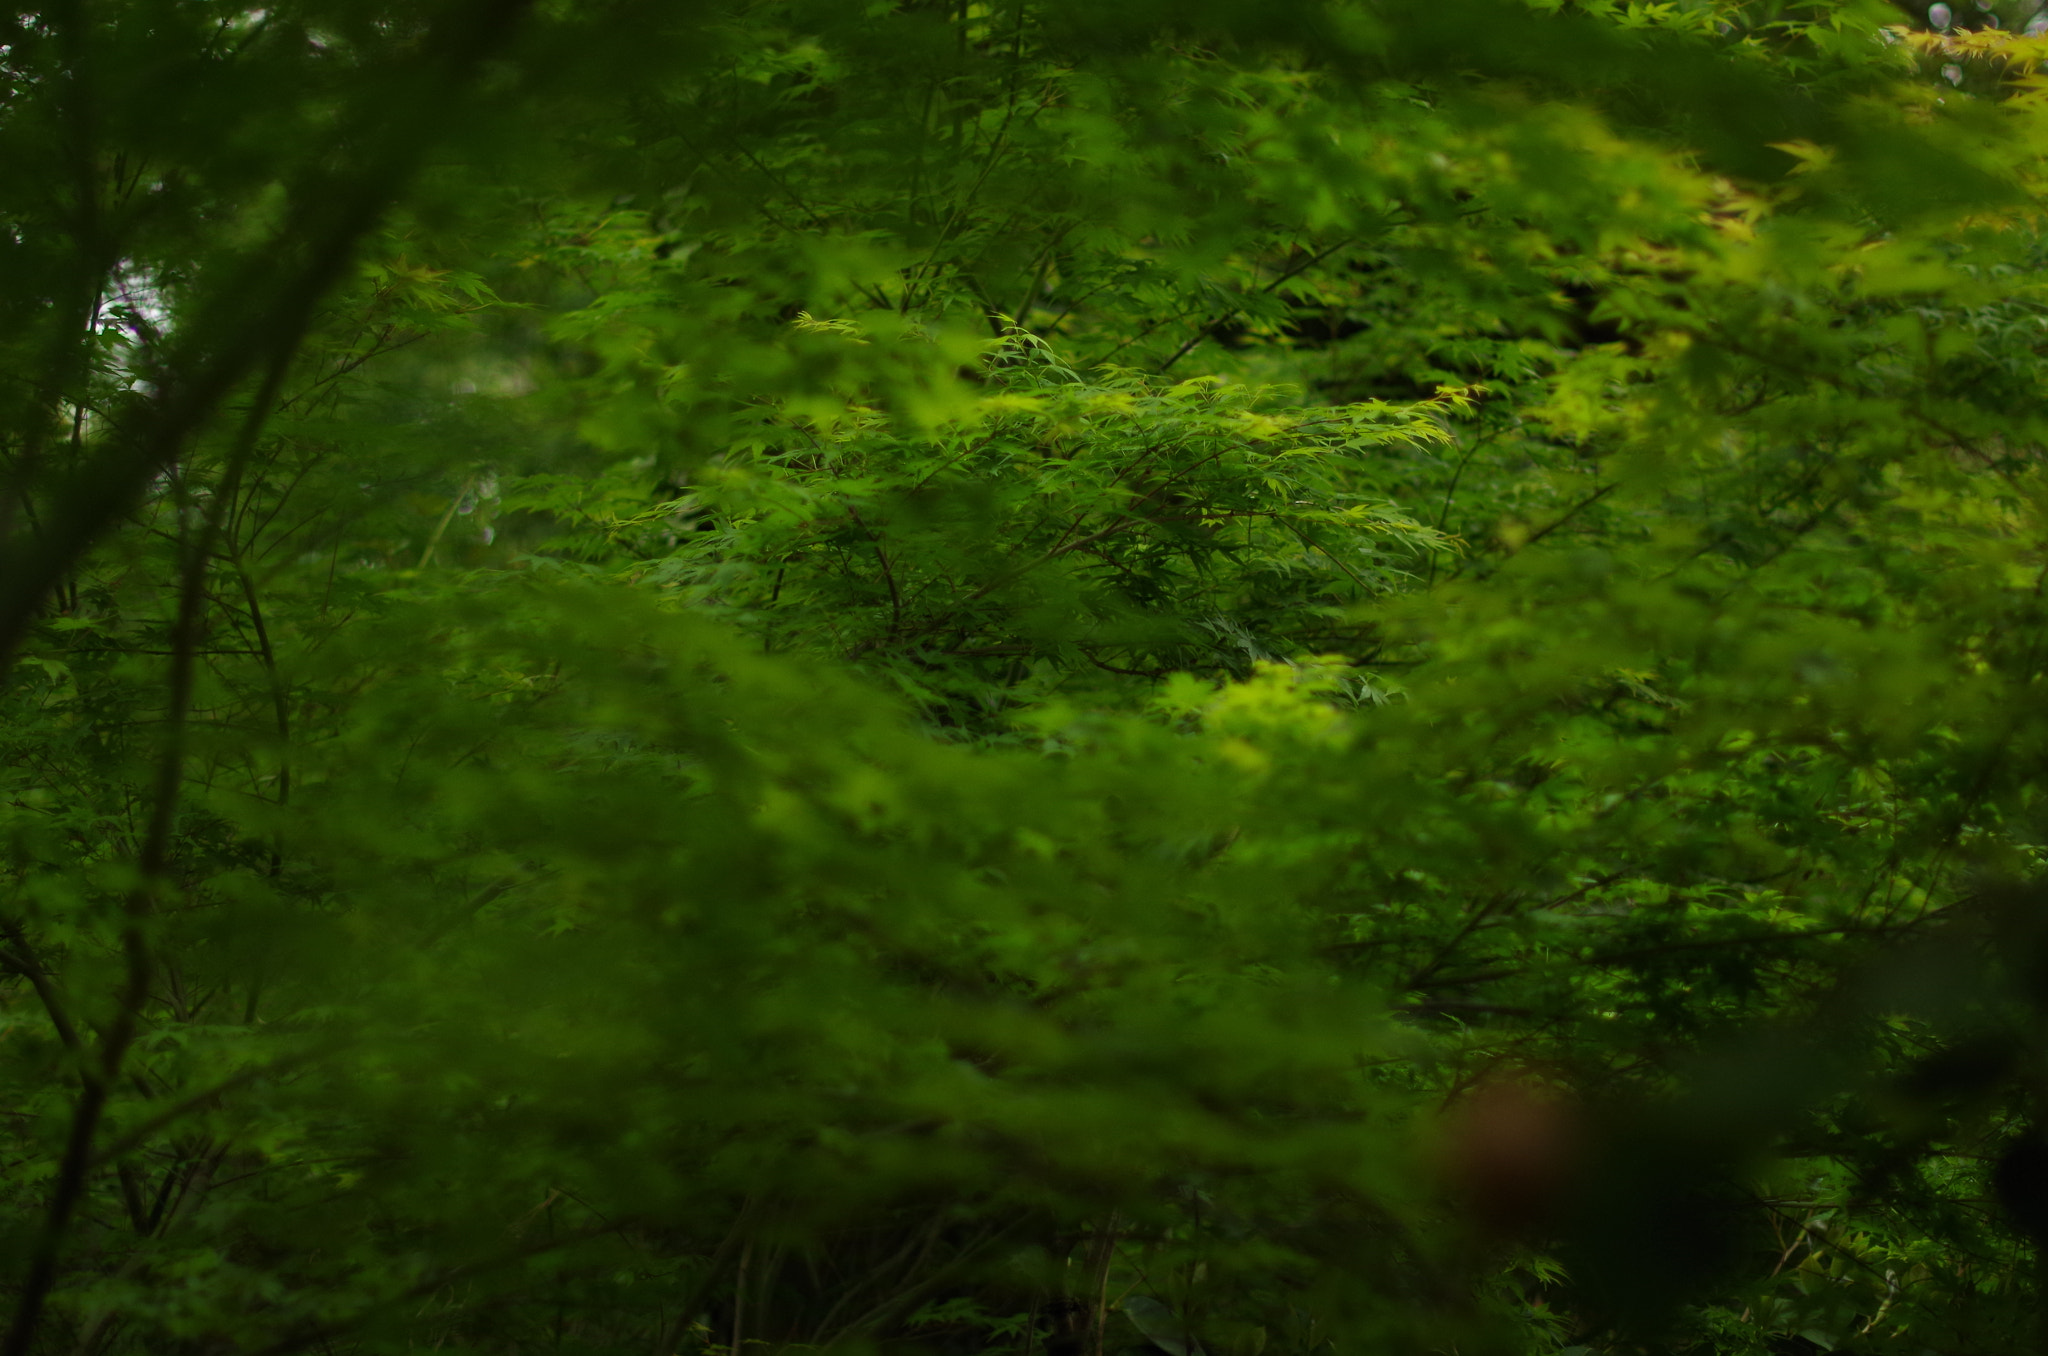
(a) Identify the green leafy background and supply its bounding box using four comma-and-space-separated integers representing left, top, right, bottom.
5, 1, 2048, 1353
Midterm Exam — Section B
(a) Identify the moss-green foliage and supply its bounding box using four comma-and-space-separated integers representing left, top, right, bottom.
509, 336, 1462, 725
12, 1, 2048, 1354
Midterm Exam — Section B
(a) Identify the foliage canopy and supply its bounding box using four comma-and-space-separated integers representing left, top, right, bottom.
9, 1, 2048, 1354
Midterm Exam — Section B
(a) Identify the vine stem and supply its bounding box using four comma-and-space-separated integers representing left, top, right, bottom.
1088, 1212, 1120, 1356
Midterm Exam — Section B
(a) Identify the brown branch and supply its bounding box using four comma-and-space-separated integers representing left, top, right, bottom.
0, 0, 539, 681
241, 1226, 619, 1356
88, 1048, 331, 1173
1405, 916, 1945, 993
1, 270, 303, 1356
0, 920, 83, 1054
